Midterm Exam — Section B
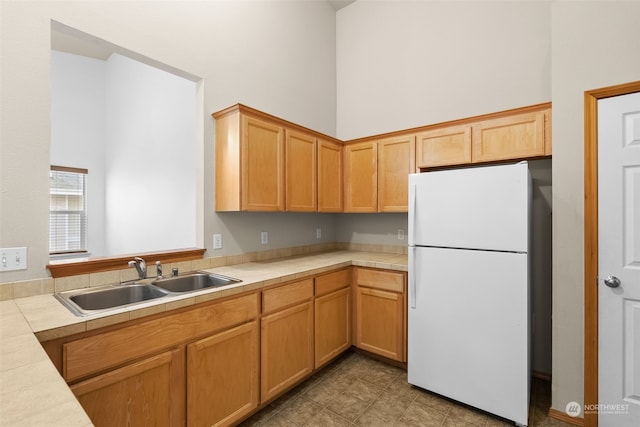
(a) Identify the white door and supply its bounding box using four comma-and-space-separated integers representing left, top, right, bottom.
598, 91, 640, 426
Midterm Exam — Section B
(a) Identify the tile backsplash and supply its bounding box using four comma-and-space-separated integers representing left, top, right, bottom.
0, 242, 407, 301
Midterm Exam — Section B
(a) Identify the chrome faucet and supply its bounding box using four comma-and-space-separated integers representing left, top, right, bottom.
156, 261, 163, 279
128, 257, 147, 279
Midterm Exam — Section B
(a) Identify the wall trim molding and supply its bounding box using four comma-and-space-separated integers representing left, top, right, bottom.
548, 408, 584, 426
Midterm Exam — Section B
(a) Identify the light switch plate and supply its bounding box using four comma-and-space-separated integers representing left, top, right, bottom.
0, 247, 27, 271
261, 231, 268, 245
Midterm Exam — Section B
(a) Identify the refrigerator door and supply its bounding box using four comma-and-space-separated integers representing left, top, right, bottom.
408, 162, 530, 253
408, 246, 529, 426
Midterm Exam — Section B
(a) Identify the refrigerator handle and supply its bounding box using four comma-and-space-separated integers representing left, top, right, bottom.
409, 246, 417, 309
408, 183, 416, 247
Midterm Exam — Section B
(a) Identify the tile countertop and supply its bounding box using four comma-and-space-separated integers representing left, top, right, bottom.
0, 250, 407, 427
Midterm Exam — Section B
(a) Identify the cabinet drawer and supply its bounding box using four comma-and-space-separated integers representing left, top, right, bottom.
64, 293, 259, 382
315, 268, 351, 297
355, 268, 404, 293
262, 279, 313, 314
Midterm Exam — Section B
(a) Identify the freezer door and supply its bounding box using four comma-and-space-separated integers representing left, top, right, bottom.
408, 162, 530, 253
408, 246, 530, 426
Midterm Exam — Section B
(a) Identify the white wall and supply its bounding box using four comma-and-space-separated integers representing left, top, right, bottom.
0, 0, 337, 282
104, 53, 196, 255
50, 51, 107, 257
550, 1, 640, 414
336, 0, 551, 140
336, 0, 553, 376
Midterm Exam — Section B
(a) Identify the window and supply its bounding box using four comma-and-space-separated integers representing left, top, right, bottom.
49, 166, 88, 254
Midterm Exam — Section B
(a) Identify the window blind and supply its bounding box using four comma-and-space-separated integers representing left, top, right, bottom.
50, 166, 88, 254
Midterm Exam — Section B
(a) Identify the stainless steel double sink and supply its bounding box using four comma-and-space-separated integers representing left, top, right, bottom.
54, 272, 242, 317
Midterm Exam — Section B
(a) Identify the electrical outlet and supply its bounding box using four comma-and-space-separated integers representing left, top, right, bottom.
213, 234, 222, 250
316, 228, 322, 239
397, 229, 405, 240
0, 247, 27, 272
261, 231, 268, 245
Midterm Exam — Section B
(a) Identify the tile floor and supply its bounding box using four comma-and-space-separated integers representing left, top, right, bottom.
240, 350, 573, 427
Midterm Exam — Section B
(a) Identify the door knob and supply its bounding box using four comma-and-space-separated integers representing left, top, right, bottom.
604, 276, 621, 288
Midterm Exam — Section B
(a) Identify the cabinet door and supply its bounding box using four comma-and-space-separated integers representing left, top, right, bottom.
378, 135, 415, 212
355, 286, 405, 362
71, 350, 183, 427
286, 130, 317, 212
344, 141, 377, 212
471, 111, 546, 163
187, 321, 259, 427
318, 139, 343, 212
261, 301, 314, 402
416, 125, 472, 168
241, 115, 285, 211
315, 287, 351, 368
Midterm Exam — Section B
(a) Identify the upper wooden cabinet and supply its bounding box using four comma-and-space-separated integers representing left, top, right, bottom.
286, 130, 317, 212
416, 125, 471, 168
415, 104, 551, 169
472, 110, 548, 163
214, 108, 285, 211
214, 103, 551, 212
242, 116, 285, 211
317, 139, 343, 212
344, 136, 415, 213
378, 135, 415, 212
344, 141, 378, 212
213, 104, 341, 212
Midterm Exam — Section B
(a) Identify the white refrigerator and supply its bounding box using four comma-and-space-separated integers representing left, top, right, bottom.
408, 162, 531, 426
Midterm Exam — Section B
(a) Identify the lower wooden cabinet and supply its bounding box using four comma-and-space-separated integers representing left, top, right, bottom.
187, 321, 259, 427
261, 279, 314, 402
354, 268, 406, 362
71, 350, 182, 427
44, 267, 406, 426
314, 268, 352, 368
47, 292, 260, 427
315, 288, 351, 368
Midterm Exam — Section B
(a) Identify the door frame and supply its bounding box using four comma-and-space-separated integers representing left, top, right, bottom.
584, 80, 640, 427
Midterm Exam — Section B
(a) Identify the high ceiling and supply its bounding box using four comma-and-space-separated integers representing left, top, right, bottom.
51, 1, 358, 61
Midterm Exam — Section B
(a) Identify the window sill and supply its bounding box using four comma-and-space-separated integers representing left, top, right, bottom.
46, 248, 206, 278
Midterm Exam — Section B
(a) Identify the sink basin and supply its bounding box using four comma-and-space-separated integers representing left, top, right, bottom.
151, 272, 242, 293
55, 284, 169, 316
54, 272, 241, 316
